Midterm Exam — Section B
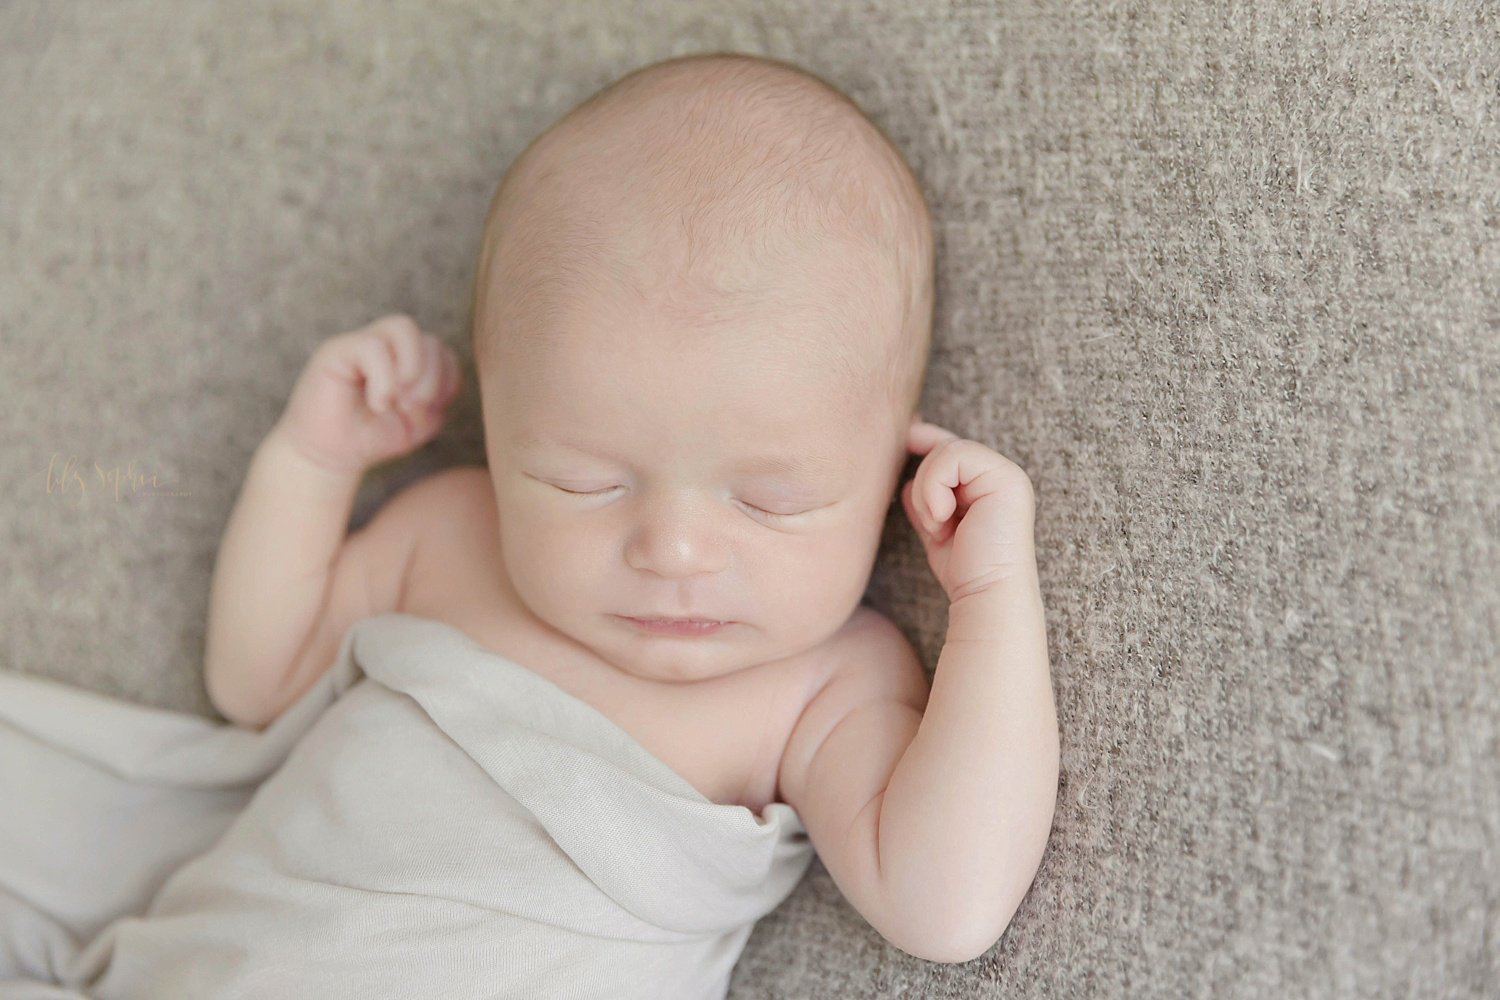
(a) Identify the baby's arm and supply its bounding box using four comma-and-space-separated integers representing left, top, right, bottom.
876, 566, 1056, 960
779, 422, 1058, 964
203, 427, 364, 727
204, 315, 461, 728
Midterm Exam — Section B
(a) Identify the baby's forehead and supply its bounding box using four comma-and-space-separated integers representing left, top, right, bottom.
528, 351, 887, 464
548, 266, 889, 379
475, 59, 930, 404
516, 325, 888, 458
494, 74, 910, 292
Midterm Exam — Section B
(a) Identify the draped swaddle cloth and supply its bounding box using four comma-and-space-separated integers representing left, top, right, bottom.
0, 613, 815, 999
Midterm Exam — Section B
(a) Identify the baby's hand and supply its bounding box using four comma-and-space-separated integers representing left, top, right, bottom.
900, 419, 1038, 603
274, 314, 463, 474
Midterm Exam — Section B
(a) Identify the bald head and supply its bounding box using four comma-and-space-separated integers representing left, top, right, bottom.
472, 52, 934, 424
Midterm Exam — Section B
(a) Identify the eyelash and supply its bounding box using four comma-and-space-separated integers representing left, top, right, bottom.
554, 485, 615, 495
553, 485, 800, 519
745, 503, 798, 521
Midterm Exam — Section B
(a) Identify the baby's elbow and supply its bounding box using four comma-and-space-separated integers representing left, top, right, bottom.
895, 926, 998, 965
891, 906, 1013, 965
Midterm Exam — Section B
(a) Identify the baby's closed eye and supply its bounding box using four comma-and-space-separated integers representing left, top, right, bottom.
736, 500, 806, 520
539, 478, 814, 520
549, 483, 620, 496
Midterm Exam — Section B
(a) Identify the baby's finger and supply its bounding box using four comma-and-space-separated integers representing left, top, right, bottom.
354, 335, 399, 413
908, 419, 961, 456
374, 316, 425, 390
902, 471, 934, 527
915, 435, 964, 510
916, 463, 957, 526
927, 437, 1036, 520
905, 475, 954, 544
405, 335, 442, 404
901, 479, 930, 536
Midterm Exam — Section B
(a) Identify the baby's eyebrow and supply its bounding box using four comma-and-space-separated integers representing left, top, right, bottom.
735, 453, 850, 481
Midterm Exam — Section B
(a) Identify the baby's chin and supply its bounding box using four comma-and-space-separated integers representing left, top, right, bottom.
589, 616, 778, 684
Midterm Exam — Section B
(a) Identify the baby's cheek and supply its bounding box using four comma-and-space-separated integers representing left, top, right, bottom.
497, 507, 561, 565
501, 522, 589, 612
773, 541, 855, 600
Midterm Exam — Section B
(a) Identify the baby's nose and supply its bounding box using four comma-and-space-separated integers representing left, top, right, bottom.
623, 498, 731, 578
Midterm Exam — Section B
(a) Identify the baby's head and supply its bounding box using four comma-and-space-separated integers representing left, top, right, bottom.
469, 53, 934, 683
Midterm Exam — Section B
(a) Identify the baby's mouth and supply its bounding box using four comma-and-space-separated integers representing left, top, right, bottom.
615, 615, 732, 636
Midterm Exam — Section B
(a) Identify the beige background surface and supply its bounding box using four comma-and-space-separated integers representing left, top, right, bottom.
2, 1, 1496, 996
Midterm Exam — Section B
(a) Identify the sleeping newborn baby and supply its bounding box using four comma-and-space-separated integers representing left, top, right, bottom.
198, 51, 1059, 991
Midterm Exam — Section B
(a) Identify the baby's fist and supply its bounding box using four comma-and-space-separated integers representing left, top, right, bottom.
276, 314, 463, 474
900, 419, 1038, 603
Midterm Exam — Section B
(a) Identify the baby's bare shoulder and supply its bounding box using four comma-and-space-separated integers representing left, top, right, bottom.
394, 465, 495, 571
829, 606, 930, 700
399, 465, 493, 524
779, 605, 907, 697
775, 605, 930, 757
771, 604, 930, 915
419, 464, 492, 500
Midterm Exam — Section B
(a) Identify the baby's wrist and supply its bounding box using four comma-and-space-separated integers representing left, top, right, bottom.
945, 569, 1044, 644
265, 420, 366, 479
